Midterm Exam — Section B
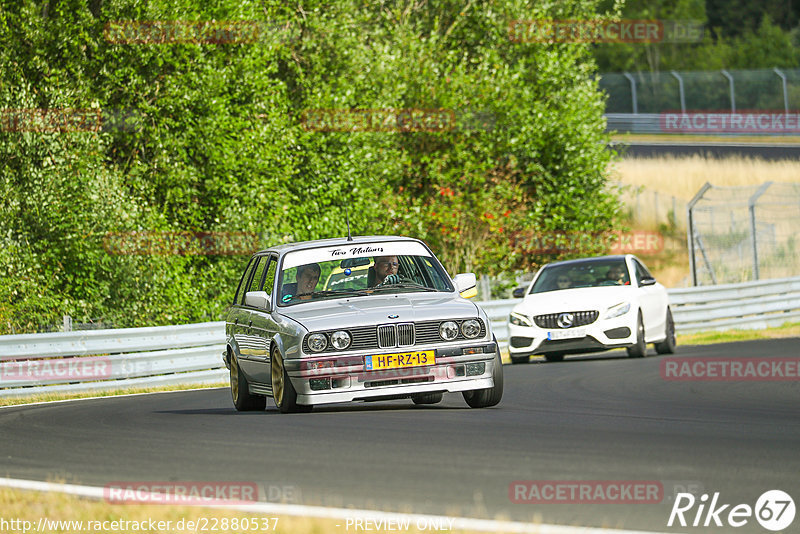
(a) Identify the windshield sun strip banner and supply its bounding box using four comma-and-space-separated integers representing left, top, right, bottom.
281, 242, 431, 270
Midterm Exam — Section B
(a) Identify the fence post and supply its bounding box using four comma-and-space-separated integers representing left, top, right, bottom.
63, 315, 72, 332
623, 72, 638, 114
671, 71, 686, 113
721, 70, 735, 112
688, 182, 712, 286
654, 191, 659, 224
749, 182, 773, 280
774, 68, 789, 114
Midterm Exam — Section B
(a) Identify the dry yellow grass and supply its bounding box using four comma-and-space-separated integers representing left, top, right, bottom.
609, 155, 800, 200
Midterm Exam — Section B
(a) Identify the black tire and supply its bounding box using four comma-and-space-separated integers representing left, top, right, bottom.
510, 355, 529, 364
411, 392, 443, 405
544, 353, 564, 362
626, 311, 647, 358
462, 342, 504, 408
271, 348, 312, 413
230, 352, 266, 411
655, 308, 677, 354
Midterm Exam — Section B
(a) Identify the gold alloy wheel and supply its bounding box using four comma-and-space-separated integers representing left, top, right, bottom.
271, 350, 284, 406
230, 353, 239, 402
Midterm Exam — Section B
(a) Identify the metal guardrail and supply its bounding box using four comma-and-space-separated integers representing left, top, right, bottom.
2, 277, 799, 398
0, 323, 227, 398
668, 276, 800, 331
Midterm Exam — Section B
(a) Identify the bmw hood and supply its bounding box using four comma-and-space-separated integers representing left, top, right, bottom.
278, 294, 481, 332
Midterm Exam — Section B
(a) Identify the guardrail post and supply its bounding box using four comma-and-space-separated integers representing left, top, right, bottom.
749, 182, 773, 280
62, 315, 72, 332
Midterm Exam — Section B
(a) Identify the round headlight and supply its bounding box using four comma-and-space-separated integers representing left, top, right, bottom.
330, 330, 351, 350
462, 319, 481, 338
439, 321, 459, 341
307, 333, 327, 352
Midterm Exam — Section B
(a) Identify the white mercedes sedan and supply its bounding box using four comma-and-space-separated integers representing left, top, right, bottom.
507, 255, 675, 363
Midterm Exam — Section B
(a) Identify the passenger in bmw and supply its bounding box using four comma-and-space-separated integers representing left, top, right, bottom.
281, 263, 321, 300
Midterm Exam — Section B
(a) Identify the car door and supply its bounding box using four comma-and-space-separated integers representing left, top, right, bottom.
237, 255, 269, 380
632, 258, 667, 340
247, 254, 279, 384
228, 256, 256, 363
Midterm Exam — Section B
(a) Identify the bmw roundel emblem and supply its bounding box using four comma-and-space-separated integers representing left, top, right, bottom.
388, 314, 399, 319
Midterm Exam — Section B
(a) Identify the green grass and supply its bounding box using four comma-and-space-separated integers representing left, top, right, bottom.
677, 321, 800, 346
0, 382, 228, 408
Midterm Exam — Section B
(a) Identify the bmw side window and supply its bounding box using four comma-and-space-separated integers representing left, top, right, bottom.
262, 256, 278, 297
247, 256, 268, 294
239, 257, 261, 305
233, 257, 255, 305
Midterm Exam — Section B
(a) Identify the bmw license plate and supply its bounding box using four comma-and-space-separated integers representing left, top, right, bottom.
547, 328, 586, 340
365, 350, 436, 371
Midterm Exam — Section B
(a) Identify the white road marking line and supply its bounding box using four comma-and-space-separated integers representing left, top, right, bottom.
0, 477, 677, 534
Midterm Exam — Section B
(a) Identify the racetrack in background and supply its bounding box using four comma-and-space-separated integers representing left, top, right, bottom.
1, 338, 798, 533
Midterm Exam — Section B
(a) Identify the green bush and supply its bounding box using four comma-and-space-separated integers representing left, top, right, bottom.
0, 0, 619, 333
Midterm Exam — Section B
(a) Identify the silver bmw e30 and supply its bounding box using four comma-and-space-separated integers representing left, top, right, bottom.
223, 235, 503, 413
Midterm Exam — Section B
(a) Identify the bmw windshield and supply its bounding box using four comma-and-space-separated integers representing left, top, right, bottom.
277, 241, 454, 306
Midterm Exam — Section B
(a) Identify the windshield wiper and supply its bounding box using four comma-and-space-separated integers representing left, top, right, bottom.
371, 283, 438, 292
311, 289, 371, 297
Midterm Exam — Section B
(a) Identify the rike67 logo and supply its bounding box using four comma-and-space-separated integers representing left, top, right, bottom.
668, 490, 795, 531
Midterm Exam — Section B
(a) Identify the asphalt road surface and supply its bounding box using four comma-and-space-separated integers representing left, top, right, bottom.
2, 338, 799, 533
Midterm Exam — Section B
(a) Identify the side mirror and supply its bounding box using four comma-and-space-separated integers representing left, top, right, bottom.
245, 291, 271, 310
453, 273, 477, 299
639, 277, 657, 287
512, 287, 527, 298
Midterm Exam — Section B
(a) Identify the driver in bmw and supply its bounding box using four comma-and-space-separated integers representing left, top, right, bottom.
371, 255, 401, 286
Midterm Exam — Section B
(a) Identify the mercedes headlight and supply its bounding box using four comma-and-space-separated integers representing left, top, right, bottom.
439, 321, 459, 341
462, 319, 481, 338
307, 333, 327, 352
604, 302, 631, 319
509, 312, 532, 327
330, 330, 351, 350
